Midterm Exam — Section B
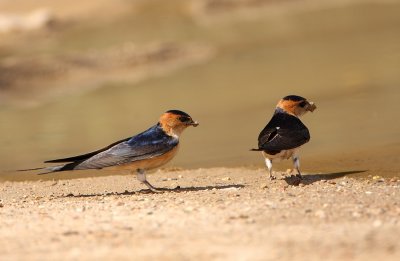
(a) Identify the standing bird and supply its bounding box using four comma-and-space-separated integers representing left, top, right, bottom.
21, 110, 198, 192
252, 95, 316, 180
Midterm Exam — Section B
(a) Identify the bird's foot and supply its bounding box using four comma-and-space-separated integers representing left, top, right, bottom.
143, 181, 163, 193
295, 173, 303, 180
269, 175, 277, 180
148, 188, 163, 193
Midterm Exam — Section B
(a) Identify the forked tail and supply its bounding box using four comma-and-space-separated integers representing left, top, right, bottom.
17, 164, 70, 175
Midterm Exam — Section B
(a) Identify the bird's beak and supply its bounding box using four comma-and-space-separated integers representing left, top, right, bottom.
307, 102, 317, 112
188, 120, 199, 127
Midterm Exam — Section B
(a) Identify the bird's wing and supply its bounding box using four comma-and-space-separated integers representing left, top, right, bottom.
258, 113, 310, 153
73, 137, 178, 170
44, 137, 131, 163
45, 124, 178, 170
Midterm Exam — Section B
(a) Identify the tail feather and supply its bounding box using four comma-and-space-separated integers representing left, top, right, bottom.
37, 165, 66, 175
18, 162, 77, 175
250, 148, 263, 151
17, 167, 44, 172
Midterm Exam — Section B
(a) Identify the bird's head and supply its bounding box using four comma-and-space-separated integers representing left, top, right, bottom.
276, 95, 317, 117
159, 110, 199, 137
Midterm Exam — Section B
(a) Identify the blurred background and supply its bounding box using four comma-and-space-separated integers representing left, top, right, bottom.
0, 0, 399, 181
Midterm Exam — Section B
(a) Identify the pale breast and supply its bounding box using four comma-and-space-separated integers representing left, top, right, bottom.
262, 148, 298, 161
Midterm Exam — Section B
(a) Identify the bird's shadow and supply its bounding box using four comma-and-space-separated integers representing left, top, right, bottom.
57, 171, 367, 198
61, 184, 245, 198
283, 170, 368, 186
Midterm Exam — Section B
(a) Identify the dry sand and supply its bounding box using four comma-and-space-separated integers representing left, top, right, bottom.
1, 168, 399, 260
1, 1, 399, 259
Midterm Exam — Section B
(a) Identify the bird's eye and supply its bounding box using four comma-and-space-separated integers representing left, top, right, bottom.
180, 116, 190, 122
299, 101, 307, 108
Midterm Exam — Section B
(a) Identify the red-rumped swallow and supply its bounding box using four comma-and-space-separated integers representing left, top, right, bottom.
252, 95, 316, 180
21, 110, 198, 192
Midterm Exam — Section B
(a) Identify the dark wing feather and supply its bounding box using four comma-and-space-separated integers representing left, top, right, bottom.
46, 124, 178, 171
73, 137, 177, 170
258, 112, 310, 154
45, 137, 131, 163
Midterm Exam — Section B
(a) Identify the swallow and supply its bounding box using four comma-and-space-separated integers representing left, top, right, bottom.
21, 110, 198, 192
252, 95, 316, 180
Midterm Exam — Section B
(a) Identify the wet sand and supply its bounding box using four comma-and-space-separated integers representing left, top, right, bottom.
1, 168, 399, 260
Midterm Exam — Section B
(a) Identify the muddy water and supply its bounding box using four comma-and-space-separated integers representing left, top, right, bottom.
1, 1, 400, 180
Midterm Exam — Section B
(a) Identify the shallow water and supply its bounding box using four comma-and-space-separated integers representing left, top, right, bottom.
1, 1, 399, 180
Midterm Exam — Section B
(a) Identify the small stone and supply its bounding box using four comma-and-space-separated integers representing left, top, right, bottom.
372, 176, 381, 180
236, 214, 249, 219
178, 175, 183, 179
0, 203, 3, 208
221, 187, 238, 191
184, 206, 195, 212
75, 206, 85, 212
222, 177, 231, 181
305, 209, 312, 213
373, 220, 383, 228
315, 210, 326, 219
365, 191, 373, 195
117, 202, 124, 206
63, 231, 79, 236
147, 211, 153, 215
260, 183, 268, 189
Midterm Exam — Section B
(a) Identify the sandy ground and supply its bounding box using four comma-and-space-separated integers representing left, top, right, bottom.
1, 2, 399, 259
0, 168, 399, 260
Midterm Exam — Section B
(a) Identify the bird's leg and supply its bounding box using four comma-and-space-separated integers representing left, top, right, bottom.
136, 169, 162, 193
292, 155, 303, 179
265, 158, 275, 180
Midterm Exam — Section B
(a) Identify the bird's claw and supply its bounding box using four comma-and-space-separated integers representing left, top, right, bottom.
148, 188, 163, 193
